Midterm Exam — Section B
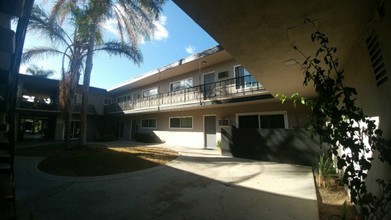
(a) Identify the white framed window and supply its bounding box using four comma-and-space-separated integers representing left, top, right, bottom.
234, 65, 258, 89
170, 78, 193, 91
143, 87, 158, 97
117, 95, 131, 103
169, 116, 193, 129
104, 98, 112, 105
141, 118, 157, 129
236, 111, 288, 129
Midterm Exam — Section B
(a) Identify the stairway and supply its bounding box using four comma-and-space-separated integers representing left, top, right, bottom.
0, 0, 34, 219
0, 124, 15, 219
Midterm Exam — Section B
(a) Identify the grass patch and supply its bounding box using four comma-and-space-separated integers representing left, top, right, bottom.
16, 144, 178, 177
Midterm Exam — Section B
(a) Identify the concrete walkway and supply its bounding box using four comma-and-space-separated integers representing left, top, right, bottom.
15, 141, 319, 220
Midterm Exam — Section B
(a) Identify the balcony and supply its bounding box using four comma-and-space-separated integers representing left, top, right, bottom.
106, 75, 271, 114
16, 98, 97, 114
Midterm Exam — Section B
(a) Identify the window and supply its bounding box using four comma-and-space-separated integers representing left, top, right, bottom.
104, 98, 112, 105
69, 120, 80, 139
117, 95, 130, 103
218, 71, 229, 79
133, 92, 141, 100
234, 65, 258, 89
237, 112, 287, 129
74, 94, 82, 104
143, 87, 158, 97
366, 30, 388, 87
170, 78, 193, 91
141, 119, 157, 129
170, 116, 192, 129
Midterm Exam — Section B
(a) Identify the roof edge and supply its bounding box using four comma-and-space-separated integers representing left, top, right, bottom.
108, 45, 223, 92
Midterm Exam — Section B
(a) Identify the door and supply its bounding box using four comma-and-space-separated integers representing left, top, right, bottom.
131, 119, 137, 140
204, 115, 216, 148
124, 120, 132, 140
203, 72, 215, 99
116, 120, 125, 139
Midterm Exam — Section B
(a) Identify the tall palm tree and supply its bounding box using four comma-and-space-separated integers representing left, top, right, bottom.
24, 5, 86, 148
25, 64, 55, 78
23, 4, 145, 147
50, 0, 166, 146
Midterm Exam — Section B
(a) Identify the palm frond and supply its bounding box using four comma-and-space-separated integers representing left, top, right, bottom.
51, 0, 80, 25
29, 5, 73, 46
22, 47, 68, 63
26, 64, 55, 78
93, 41, 142, 65
110, 0, 165, 48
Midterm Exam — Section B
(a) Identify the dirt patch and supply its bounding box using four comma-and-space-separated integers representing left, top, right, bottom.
16, 144, 178, 177
315, 175, 358, 219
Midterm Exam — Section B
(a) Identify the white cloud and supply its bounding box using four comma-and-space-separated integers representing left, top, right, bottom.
185, 45, 196, 54
100, 18, 120, 38
151, 15, 169, 41
100, 11, 169, 44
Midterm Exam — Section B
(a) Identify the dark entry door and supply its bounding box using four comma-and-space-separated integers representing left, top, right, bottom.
204, 115, 216, 148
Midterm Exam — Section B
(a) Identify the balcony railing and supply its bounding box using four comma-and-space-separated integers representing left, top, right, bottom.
16, 98, 97, 114
106, 75, 267, 114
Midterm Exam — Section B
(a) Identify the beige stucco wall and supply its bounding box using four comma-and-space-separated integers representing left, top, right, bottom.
85, 89, 109, 115
123, 99, 310, 148
113, 59, 245, 102
343, 2, 391, 196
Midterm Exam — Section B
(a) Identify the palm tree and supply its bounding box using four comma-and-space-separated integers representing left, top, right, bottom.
50, 0, 166, 146
23, 5, 87, 148
25, 64, 55, 78
23, 4, 145, 148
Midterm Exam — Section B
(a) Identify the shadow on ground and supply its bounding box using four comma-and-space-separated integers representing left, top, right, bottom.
15, 143, 319, 220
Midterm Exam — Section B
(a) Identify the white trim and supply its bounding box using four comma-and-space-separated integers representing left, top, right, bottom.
108, 46, 223, 92
203, 114, 217, 148
169, 116, 193, 129
236, 111, 289, 128
233, 64, 258, 91
140, 118, 157, 129
169, 77, 193, 92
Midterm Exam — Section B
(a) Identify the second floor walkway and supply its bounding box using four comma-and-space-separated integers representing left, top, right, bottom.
106, 75, 271, 114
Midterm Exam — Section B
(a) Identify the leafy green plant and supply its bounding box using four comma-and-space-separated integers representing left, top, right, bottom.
317, 154, 337, 187
279, 19, 391, 219
217, 140, 222, 149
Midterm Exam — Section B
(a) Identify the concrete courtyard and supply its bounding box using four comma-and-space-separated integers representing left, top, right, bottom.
15, 142, 319, 219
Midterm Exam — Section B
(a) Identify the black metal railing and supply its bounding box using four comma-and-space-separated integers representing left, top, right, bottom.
16, 98, 97, 114
106, 75, 266, 114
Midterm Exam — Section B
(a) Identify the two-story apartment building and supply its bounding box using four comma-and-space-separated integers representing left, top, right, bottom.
105, 46, 310, 148
14, 46, 311, 149
16, 74, 110, 141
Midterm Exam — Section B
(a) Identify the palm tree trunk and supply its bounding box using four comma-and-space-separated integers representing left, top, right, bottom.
61, 71, 79, 149
79, 25, 96, 146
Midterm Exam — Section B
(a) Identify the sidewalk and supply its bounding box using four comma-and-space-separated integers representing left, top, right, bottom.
15, 141, 319, 219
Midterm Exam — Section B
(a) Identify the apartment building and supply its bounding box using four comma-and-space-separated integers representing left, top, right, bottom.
173, 0, 391, 213
16, 74, 110, 141
106, 46, 310, 148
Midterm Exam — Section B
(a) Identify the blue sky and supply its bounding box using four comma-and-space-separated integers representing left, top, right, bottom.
21, 0, 218, 89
